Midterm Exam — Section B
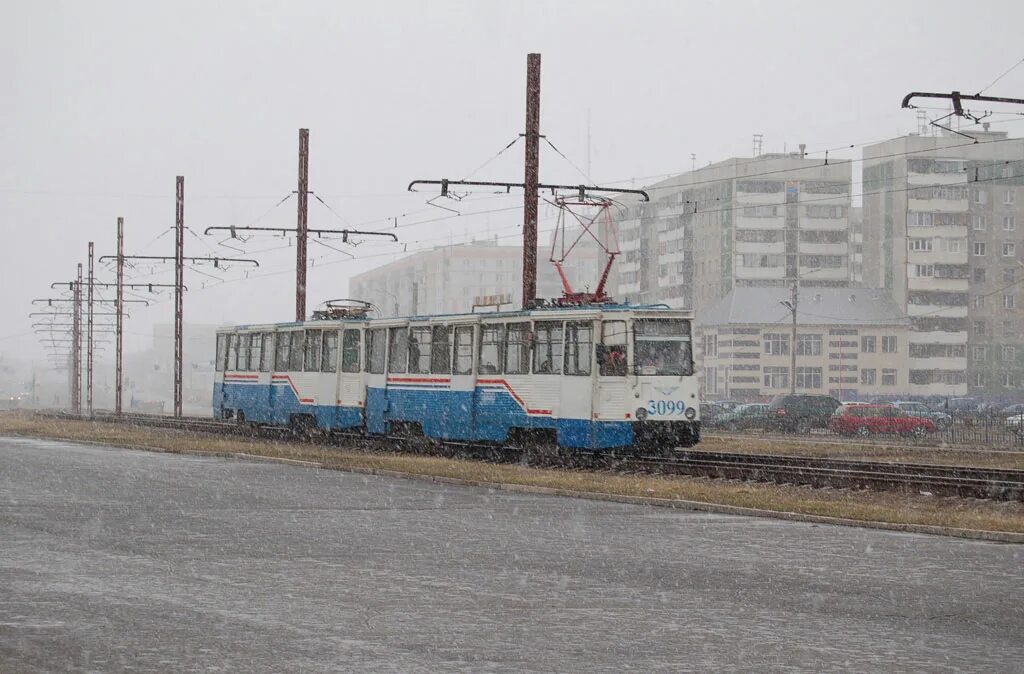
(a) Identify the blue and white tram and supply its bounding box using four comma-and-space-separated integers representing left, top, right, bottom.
212, 305, 700, 451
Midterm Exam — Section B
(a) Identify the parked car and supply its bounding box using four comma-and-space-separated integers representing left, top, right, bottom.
829, 404, 936, 438
716, 403, 769, 432
766, 394, 841, 433
712, 400, 743, 413
944, 397, 981, 414
699, 402, 726, 428
1001, 403, 1024, 417
890, 401, 951, 428
1004, 412, 1024, 434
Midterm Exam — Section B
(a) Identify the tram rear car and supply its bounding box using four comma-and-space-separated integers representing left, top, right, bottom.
213, 306, 700, 451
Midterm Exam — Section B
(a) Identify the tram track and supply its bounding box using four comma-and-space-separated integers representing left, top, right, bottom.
33, 410, 1024, 502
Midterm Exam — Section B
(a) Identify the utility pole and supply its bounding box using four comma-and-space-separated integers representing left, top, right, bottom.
790, 281, 798, 394
522, 53, 541, 309
72, 264, 82, 414
87, 242, 95, 416
116, 217, 124, 415
174, 176, 184, 418
296, 128, 310, 321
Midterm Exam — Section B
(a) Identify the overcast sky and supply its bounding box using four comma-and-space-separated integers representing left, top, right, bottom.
3, 0, 1024, 365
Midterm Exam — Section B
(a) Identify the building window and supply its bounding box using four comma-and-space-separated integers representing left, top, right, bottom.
1004, 215, 1017, 231
1003, 242, 1016, 257
861, 335, 876, 353
763, 333, 790, 356
973, 295, 986, 309
1004, 268, 1016, 283
763, 366, 789, 389
974, 189, 987, 204
860, 368, 876, 385
973, 242, 987, 256
973, 346, 987, 361
881, 369, 897, 386
1005, 320, 1017, 334
1006, 373, 1017, 387
1005, 295, 1016, 309
974, 267, 987, 282
909, 238, 933, 252
704, 333, 718, 358
1005, 190, 1017, 205
974, 320, 986, 335
882, 336, 898, 353
973, 372, 986, 387
705, 367, 718, 394
973, 215, 987, 230
795, 367, 822, 390
943, 239, 963, 253
914, 265, 934, 278
1003, 345, 1016, 362
796, 334, 823, 356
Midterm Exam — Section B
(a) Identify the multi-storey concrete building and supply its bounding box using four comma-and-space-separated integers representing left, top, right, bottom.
349, 239, 602, 317
698, 287, 911, 401
614, 154, 853, 314
861, 130, 1024, 397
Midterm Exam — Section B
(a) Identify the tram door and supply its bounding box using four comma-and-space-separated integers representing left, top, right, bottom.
364, 327, 389, 435
446, 323, 477, 440
560, 320, 596, 448
314, 329, 341, 424
337, 328, 365, 428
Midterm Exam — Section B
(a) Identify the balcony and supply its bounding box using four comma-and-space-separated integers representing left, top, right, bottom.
799, 217, 847, 230
798, 267, 847, 281
907, 249, 968, 266
799, 242, 847, 256
910, 330, 968, 345
735, 266, 786, 280
734, 215, 784, 230
907, 198, 969, 212
735, 192, 785, 206
906, 276, 969, 292
736, 241, 785, 255
907, 172, 968, 186
799, 193, 849, 206
909, 356, 968, 371
907, 304, 968, 318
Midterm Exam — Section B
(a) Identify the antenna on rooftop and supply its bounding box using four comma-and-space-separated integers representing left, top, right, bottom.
753, 134, 764, 157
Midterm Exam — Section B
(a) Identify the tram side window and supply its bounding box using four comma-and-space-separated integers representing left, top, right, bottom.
304, 329, 322, 372
289, 331, 305, 371
226, 334, 238, 372
275, 332, 291, 371
366, 328, 386, 374
504, 323, 531, 375
264, 331, 276, 370
237, 334, 251, 371
479, 324, 504, 374
453, 326, 474, 375
388, 327, 408, 374
321, 330, 339, 373
533, 321, 563, 374
215, 334, 227, 372
408, 326, 432, 374
341, 330, 360, 373
598, 321, 628, 376
249, 334, 263, 372
431, 325, 451, 374
565, 321, 593, 376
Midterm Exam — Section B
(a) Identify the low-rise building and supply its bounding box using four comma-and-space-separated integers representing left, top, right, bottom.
698, 287, 911, 401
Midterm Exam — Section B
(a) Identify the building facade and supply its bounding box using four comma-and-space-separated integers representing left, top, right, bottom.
614, 154, 853, 314
861, 130, 1024, 397
698, 288, 911, 401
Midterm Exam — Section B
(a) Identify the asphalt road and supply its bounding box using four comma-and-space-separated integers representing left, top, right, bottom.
1, 436, 1021, 673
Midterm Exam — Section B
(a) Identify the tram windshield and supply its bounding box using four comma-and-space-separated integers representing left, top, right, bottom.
634, 319, 693, 376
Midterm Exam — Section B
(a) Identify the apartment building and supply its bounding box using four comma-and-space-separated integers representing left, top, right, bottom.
614, 154, 853, 314
861, 130, 1024, 396
699, 287, 910, 401
349, 239, 602, 317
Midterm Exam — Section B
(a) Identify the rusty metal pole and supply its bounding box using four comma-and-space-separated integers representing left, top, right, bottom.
296, 128, 309, 321
522, 54, 541, 309
115, 217, 124, 415
72, 264, 83, 414
174, 176, 184, 418
87, 241, 94, 416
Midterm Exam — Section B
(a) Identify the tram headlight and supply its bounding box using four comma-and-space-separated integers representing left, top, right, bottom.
684, 406, 697, 420
636, 407, 648, 421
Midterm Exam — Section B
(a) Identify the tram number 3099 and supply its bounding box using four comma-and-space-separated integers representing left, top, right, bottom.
646, 400, 689, 416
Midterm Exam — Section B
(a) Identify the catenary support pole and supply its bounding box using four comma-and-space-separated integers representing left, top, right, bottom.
522, 53, 541, 309
115, 217, 124, 415
174, 176, 184, 418
72, 264, 83, 414
87, 242, 94, 416
790, 280, 798, 394
296, 128, 309, 321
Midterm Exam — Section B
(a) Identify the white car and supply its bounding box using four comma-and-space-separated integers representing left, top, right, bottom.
1004, 414, 1024, 433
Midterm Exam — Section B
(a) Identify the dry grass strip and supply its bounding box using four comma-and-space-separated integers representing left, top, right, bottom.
3, 413, 1023, 537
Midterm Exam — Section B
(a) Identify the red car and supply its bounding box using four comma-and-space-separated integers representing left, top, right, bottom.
829, 404, 936, 438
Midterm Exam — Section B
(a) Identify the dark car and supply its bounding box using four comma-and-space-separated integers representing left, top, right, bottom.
716, 403, 769, 432
766, 394, 841, 433
699, 402, 726, 428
